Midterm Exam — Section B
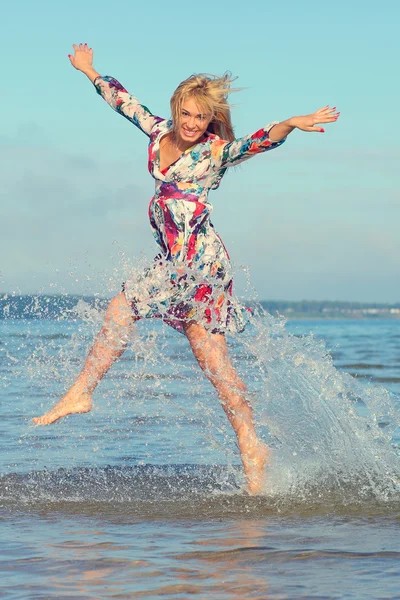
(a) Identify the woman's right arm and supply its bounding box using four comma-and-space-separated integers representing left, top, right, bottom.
68, 43, 161, 137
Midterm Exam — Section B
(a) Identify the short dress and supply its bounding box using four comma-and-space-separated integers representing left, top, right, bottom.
94, 76, 285, 335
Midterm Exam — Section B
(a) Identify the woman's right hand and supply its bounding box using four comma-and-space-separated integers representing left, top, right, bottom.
68, 43, 100, 83
68, 43, 94, 73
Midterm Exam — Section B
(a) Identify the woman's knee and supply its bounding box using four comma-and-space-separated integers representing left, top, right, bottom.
105, 292, 134, 328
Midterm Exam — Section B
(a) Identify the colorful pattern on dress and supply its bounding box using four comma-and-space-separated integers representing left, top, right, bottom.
94, 76, 285, 334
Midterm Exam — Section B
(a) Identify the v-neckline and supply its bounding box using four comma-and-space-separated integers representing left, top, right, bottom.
157, 125, 210, 174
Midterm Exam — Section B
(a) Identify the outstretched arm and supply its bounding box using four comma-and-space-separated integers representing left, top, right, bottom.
215, 106, 339, 168
68, 43, 162, 137
216, 122, 285, 169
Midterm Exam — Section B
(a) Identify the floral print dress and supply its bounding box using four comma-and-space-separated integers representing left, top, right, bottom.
94, 76, 285, 334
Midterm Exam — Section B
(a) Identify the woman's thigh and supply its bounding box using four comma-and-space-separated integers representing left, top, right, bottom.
183, 322, 245, 391
183, 322, 227, 366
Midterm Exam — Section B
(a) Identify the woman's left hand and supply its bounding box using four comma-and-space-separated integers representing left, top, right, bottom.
290, 106, 340, 133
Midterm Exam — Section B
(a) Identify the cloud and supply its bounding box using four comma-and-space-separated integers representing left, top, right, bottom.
0, 142, 155, 294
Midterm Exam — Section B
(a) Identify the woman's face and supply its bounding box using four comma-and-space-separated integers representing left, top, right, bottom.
178, 96, 212, 144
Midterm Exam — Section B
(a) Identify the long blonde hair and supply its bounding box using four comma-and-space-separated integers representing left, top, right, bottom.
170, 72, 237, 142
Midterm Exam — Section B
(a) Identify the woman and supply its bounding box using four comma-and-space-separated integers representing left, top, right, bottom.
33, 43, 339, 494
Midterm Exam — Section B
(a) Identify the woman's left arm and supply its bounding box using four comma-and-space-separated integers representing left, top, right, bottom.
216, 122, 285, 168
216, 105, 339, 168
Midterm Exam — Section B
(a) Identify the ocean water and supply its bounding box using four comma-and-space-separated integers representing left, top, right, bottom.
1, 301, 399, 599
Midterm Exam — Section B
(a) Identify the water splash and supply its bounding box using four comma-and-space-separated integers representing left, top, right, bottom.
239, 304, 400, 504
1, 264, 399, 508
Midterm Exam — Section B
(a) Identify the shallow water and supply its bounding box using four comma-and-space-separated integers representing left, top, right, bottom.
1, 308, 399, 599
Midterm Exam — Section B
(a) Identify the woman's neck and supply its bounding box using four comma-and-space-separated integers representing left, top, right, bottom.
170, 131, 206, 153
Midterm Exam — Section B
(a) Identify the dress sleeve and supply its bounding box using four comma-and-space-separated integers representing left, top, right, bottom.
213, 122, 286, 169
93, 75, 161, 137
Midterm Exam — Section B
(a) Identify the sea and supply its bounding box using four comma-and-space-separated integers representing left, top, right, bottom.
1, 296, 399, 599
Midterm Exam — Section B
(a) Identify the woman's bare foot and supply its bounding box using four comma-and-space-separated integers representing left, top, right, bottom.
242, 442, 271, 495
33, 390, 93, 426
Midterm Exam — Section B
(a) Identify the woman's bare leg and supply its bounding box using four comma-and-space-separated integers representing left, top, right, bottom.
184, 322, 270, 495
33, 292, 135, 425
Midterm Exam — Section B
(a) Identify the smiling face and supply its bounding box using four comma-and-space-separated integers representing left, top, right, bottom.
178, 96, 212, 144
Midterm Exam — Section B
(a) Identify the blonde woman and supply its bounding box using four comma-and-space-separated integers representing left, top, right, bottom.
33, 43, 339, 494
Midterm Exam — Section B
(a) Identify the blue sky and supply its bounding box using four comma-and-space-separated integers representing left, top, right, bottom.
1, 0, 399, 301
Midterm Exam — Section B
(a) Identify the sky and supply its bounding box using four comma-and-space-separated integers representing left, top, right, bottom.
1, 0, 399, 302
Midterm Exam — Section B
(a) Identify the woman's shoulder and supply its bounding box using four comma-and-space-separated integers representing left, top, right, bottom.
208, 134, 229, 162
207, 132, 223, 142
149, 118, 171, 140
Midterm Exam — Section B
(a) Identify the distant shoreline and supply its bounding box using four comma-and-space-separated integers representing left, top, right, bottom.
260, 301, 400, 321
282, 314, 400, 320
